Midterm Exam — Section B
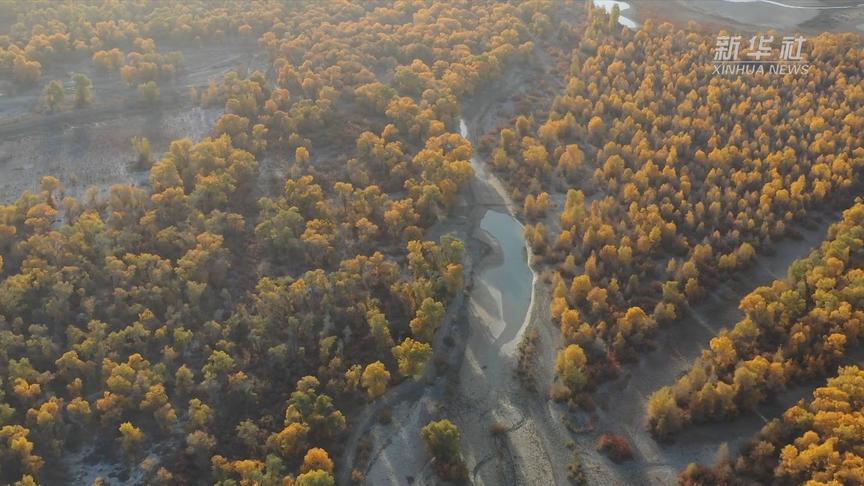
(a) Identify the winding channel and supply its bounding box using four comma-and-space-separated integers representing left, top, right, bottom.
338, 109, 847, 486
337, 117, 562, 485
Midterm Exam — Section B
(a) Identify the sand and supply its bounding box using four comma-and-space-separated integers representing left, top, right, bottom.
632, 0, 864, 33
0, 41, 264, 204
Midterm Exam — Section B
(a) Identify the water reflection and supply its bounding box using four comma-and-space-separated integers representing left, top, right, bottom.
479, 210, 533, 348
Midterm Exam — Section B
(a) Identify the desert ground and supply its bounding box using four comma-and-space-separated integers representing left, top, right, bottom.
0, 40, 264, 203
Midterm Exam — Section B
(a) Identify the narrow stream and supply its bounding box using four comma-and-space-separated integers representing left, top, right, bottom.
478, 211, 533, 354
464, 117, 535, 357
360, 118, 541, 485
352, 110, 844, 485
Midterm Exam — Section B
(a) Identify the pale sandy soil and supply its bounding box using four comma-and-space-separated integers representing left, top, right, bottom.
0, 106, 220, 203
337, 4, 864, 483
357, 117, 547, 485
632, 0, 864, 33
0, 41, 264, 204
337, 42, 571, 486
548, 211, 844, 485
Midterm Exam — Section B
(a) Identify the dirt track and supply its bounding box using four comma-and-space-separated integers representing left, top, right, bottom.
558, 212, 841, 484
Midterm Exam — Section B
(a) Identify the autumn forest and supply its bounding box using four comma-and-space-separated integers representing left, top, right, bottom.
0, 0, 862, 485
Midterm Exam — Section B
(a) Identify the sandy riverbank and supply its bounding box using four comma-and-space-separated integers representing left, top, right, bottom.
355, 115, 553, 485
337, 40, 572, 485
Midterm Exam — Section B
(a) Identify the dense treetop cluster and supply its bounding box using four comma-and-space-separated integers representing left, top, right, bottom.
649, 202, 864, 438
680, 365, 864, 485
0, 0, 278, 88
4, 1, 862, 484
488, 6, 864, 481
494, 5, 864, 399
0, 1, 569, 484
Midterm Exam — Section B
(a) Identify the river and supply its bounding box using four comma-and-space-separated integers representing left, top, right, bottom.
345, 118, 551, 485
340, 112, 847, 485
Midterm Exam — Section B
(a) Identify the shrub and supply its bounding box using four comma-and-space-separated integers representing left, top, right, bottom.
596, 433, 633, 462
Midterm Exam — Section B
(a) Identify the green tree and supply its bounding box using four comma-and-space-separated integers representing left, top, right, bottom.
646, 386, 685, 439
295, 469, 334, 486
421, 419, 461, 463
366, 305, 394, 352
73, 73, 92, 108
409, 297, 445, 342
392, 338, 432, 378
42, 80, 64, 112
139, 81, 160, 103
555, 344, 588, 392
131, 136, 151, 167
361, 361, 390, 399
